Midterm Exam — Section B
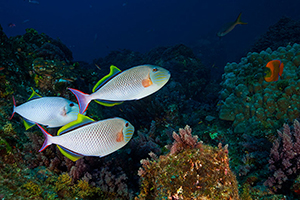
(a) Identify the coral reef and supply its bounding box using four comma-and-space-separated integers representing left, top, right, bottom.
137, 126, 239, 200
3, 19, 300, 199
219, 43, 300, 134
0, 26, 80, 99
265, 119, 300, 194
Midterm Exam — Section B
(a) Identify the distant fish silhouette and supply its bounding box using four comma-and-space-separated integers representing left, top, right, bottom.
28, 0, 39, 4
217, 12, 247, 37
8, 23, 16, 28
22, 19, 30, 24
264, 60, 284, 82
93, 33, 98, 43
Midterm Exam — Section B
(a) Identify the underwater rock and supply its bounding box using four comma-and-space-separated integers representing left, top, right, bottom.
205, 115, 216, 122
0, 24, 8, 47
251, 16, 300, 53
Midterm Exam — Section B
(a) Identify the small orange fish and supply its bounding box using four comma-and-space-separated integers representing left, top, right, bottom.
0, 67, 4, 71
264, 60, 284, 82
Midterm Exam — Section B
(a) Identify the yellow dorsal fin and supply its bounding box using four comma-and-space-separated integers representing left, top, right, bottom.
57, 114, 94, 136
92, 65, 122, 92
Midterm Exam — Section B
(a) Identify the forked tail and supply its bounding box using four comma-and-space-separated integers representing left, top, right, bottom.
68, 88, 91, 114
9, 96, 16, 120
36, 124, 53, 152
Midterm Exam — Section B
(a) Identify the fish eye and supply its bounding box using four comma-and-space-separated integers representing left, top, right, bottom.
69, 103, 74, 107
125, 122, 129, 127
152, 68, 158, 72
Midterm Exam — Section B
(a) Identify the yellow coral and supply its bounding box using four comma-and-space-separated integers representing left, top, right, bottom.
22, 181, 43, 198
73, 179, 102, 198
54, 173, 72, 192
2, 122, 15, 135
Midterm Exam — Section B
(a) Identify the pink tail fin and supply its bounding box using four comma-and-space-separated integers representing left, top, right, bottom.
68, 88, 91, 114
9, 96, 16, 120
36, 124, 53, 152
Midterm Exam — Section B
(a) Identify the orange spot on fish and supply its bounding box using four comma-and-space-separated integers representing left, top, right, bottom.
61, 108, 67, 116
116, 130, 124, 142
264, 60, 284, 82
0, 67, 4, 71
142, 74, 153, 88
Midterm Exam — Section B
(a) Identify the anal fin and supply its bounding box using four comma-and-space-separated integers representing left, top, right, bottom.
57, 145, 83, 162
24, 118, 36, 130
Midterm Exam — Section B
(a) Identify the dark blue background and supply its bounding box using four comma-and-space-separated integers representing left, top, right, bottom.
1, 0, 300, 65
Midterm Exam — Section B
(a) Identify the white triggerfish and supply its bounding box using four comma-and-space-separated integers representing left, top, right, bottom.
68, 64, 171, 114
10, 88, 82, 130
37, 114, 135, 161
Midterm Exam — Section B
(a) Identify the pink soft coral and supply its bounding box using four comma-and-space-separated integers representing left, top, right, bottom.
166, 125, 202, 155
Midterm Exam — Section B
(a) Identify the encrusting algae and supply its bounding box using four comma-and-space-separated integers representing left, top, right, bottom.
137, 125, 239, 200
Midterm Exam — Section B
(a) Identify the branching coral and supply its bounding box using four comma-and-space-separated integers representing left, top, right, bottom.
166, 125, 203, 155
91, 166, 134, 199
265, 119, 300, 193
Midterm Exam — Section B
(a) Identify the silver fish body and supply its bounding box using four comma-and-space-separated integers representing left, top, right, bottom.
39, 117, 134, 159
91, 65, 170, 101
15, 97, 80, 128
69, 64, 171, 114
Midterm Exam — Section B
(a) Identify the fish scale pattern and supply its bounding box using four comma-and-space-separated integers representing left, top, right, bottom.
57, 118, 129, 157
17, 98, 59, 122
98, 66, 149, 100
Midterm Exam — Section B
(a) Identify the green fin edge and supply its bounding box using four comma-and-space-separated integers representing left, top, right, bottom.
94, 100, 123, 107
27, 87, 42, 101
92, 65, 122, 93
57, 145, 82, 162
24, 119, 35, 130
57, 114, 94, 136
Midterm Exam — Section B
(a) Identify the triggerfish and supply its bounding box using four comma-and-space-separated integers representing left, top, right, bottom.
37, 114, 135, 161
69, 64, 171, 114
217, 12, 247, 37
10, 88, 82, 130
264, 60, 284, 82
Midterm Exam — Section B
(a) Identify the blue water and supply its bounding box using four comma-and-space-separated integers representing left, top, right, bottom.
1, 0, 299, 64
